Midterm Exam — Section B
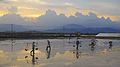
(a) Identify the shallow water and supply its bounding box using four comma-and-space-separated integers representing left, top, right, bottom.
0, 38, 120, 67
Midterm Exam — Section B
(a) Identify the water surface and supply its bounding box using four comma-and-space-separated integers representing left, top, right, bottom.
0, 38, 120, 67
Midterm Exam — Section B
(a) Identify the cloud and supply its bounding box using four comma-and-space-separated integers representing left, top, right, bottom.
8, 6, 17, 14
92, 2, 118, 9
0, 0, 18, 3
64, 2, 73, 6
0, 9, 120, 30
36, 10, 120, 29
0, 10, 8, 17
0, 14, 33, 25
0, 0, 119, 22
16, 6, 47, 18
16, 7, 119, 22
26, 0, 47, 5
8, 0, 18, 2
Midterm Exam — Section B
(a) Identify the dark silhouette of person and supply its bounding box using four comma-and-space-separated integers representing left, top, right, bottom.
46, 40, 51, 51
76, 40, 80, 50
109, 41, 113, 49
30, 42, 35, 56
46, 40, 51, 59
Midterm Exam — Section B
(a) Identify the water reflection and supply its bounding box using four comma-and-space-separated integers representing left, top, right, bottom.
25, 43, 29, 51
89, 39, 97, 52
32, 53, 38, 65
25, 53, 39, 65
24, 42, 39, 65
73, 50, 82, 59
0, 38, 120, 67
11, 40, 15, 52
46, 46, 51, 59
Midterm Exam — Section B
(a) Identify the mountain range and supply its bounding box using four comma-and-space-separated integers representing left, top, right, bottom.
0, 24, 120, 33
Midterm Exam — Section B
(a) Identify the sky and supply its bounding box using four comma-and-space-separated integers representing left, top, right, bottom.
0, 0, 120, 27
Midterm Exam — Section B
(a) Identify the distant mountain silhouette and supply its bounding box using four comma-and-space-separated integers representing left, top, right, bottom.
0, 24, 120, 33
81, 27, 120, 33
44, 24, 120, 33
0, 24, 30, 32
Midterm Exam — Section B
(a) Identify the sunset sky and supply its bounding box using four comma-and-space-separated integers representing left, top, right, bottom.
0, 0, 120, 25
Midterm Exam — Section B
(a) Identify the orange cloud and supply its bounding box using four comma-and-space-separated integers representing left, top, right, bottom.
0, 11, 8, 17
52, 8, 118, 22
0, 7, 119, 22
16, 6, 47, 17
64, 2, 73, 6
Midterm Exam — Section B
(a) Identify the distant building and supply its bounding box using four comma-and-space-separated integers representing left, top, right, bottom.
96, 33, 120, 37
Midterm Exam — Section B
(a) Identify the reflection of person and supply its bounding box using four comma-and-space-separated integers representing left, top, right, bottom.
25, 54, 38, 65
46, 48, 51, 59
91, 45, 95, 51
76, 50, 79, 59
32, 53, 38, 65
89, 39, 96, 51
109, 41, 113, 49
73, 50, 82, 59
32, 53, 35, 65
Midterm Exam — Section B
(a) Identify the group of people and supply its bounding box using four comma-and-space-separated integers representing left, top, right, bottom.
28, 38, 113, 61
29, 39, 113, 53
25, 40, 52, 64
75, 38, 113, 51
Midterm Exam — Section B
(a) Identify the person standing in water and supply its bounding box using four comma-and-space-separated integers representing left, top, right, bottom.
76, 39, 80, 50
46, 40, 51, 50
30, 42, 36, 56
109, 41, 113, 49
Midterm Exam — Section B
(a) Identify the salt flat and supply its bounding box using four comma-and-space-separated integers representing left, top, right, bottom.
0, 38, 120, 67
